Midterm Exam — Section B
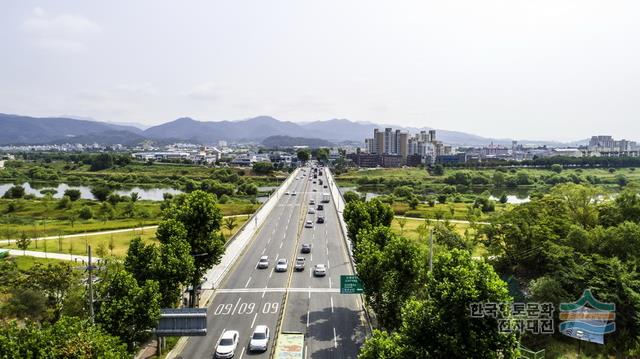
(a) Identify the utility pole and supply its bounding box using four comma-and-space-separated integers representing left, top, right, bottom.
429, 229, 433, 272
88, 245, 95, 323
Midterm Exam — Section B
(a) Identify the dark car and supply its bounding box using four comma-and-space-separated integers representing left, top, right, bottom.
316, 204, 324, 210
316, 216, 325, 224
301, 244, 311, 253
294, 257, 306, 271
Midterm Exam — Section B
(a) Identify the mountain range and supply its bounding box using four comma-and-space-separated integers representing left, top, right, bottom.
0, 113, 588, 147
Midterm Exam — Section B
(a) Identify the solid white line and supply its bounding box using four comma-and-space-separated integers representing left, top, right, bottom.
215, 287, 340, 293
306, 310, 310, 327
333, 327, 338, 348
240, 347, 246, 359
310, 254, 313, 262
250, 312, 258, 328
308, 286, 311, 299
231, 297, 242, 316
329, 278, 332, 288
269, 271, 273, 279
244, 277, 251, 288
331, 297, 334, 313
327, 259, 330, 268
326, 247, 329, 255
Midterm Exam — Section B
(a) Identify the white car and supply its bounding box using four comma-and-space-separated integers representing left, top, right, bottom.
215, 330, 239, 358
305, 220, 313, 228
257, 255, 269, 269
249, 325, 270, 352
292, 191, 297, 196
308, 208, 315, 214
314, 264, 327, 277
285, 191, 290, 195
309, 199, 315, 205
275, 258, 288, 272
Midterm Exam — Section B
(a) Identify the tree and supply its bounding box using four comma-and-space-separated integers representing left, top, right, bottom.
551, 183, 599, 228
224, 216, 238, 237
23, 262, 80, 321
63, 189, 81, 201
297, 149, 310, 162
252, 161, 274, 174
0, 317, 128, 358
430, 164, 445, 176
130, 192, 139, 202
2, 185, 25, 199
56, 195, 72, 209
343, 198, 394, 250
408, 196, 419, 210
343, 191, 361, 204
498, 193, 508, 204
95, 264, 161, 349
550, 164, 563, 173
396, 217, 407, 235
99, 202, 116, 222
360, 249, 518, 358
161, 190, 225, 307
2, 287, 47, 320
91, 186, 112, 202
90, 153, 114, 171
16, 232, 31, 255
68, 212, 78, 227
79, 206, 93, 220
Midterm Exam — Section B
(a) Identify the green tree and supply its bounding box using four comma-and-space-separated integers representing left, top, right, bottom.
551, 183, 600, 228
90, 153, 114, 171
24, 262, 80, 321
63, 188, 81, 201
94, 264, 161, 349
396, 217, 407, 235
224, 216, 238, 237
99, 202, 116, 222
498, 193, 508, 204
0, 316, 128, 358
252, 161, 274, 174
2, 287, 47, 320
90, 186, 112, 202
297, 149, 311, 162
550, 163, 563, 173
343, 198, 394, 250
78, 206, 93, 220
161, 190, 225, 306
2, 185, 25, 199
408, 196, 419, 210
56, 195, 72, 209
130, 192, 139, 202
343, 191, 361, 204
16, 232, 31, 255
430, 164, 444, 176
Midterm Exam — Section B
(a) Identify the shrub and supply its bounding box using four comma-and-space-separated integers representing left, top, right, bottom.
79, 206, 93, 220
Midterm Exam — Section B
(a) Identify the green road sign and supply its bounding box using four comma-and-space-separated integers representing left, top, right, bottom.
340, 275, 364, 294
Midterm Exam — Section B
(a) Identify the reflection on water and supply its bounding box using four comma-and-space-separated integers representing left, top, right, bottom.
0, 182, 182, 201
340, 186, 531, 204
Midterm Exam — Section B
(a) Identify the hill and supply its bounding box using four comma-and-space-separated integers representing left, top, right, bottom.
261, 135, 333, 148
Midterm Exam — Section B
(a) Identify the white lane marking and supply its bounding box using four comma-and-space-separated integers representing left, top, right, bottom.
280, 241, 283, 248
240, 347, 246, 359
308, 286, 311, 299
283, 232, 286, 239
310, 254, 313, 262
231, 297, 242, 316
333, 327, 338, 348
216, 287, 340, 293
269, 271, 273, 279
276, 253, 279, 259
305, 345, 308, 359
327, 259, 330, 268
326, 247, 329, 255
331, 297, 334, 313
245, 277, 252, 288
309, 266, 312, 278
250, 312, 258, 328
262, 248, 266, 255
262, 288, 266, 298
329, 278, 332, 288
306, 310, 310, 327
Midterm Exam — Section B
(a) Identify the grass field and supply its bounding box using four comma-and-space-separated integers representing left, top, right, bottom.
0, 216, 249, 258
8, 255, 73, 270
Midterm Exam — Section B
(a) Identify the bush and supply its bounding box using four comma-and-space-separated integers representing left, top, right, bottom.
91, 186, 112, 202
79, 206, 93, 220
64, 189, 81, 201
2, 185, 25, 199
437, 194, 447, 204
57, 195, 72, 209
550, 164, 563, 173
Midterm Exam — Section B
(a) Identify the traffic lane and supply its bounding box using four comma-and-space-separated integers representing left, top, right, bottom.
220, 181, 300, 289
305, 293, 363, 359
182, 291, 284, 359
280, 291, 309, 334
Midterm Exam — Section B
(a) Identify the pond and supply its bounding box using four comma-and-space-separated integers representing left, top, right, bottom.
0, 182, 183, 201
341, 186, 531, 204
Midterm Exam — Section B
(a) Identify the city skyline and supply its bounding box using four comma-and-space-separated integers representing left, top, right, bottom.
1, 1, 640, 141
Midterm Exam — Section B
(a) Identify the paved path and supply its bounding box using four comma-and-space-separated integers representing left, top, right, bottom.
394, 215, 490, 225
4, 249, 98, 262
1, 214, 249, 245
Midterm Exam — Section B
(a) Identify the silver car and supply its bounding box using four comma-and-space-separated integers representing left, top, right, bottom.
314, 264, 327, 277
249, 325, 270, 352
257, 255, 269, 269
215, 330, 239, 358
275, 258, 288, 272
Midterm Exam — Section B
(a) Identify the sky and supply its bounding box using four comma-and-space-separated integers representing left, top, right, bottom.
1, 1, 639, 142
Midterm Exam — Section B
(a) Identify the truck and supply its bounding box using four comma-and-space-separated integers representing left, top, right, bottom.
322, 193, 330, 203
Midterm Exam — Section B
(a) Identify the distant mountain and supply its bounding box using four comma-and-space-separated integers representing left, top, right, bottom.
0, 112, 599, 147
262, 135, 333, 148
63, 115, 148, 132
0, 113, 145, 145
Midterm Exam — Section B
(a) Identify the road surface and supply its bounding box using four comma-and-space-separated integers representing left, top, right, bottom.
179, 166, 368, 358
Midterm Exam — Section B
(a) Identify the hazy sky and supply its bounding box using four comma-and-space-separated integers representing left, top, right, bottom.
1, 1, 639, 141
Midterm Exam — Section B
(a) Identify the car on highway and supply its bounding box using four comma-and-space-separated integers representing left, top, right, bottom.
292, 191, 297, 196
308, 208, 315, 214
313, 188, 317, 192
316, 216, 325, 223
249, 325, 270, 352
294, 257, 306, 271
275, 258, 288, 272
323, 185, 328, 188
309, 199, 315, 205
314, 264, 327, 277
305, 220, 313, 228
285, 191, 290, 195
215, 330, 239, 358
301, 244, 311, 253
316, 204, 323, 210
257, 256, 269, 269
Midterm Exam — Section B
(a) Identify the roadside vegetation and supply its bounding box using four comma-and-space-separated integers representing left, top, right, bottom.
349, 181, 640, 358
